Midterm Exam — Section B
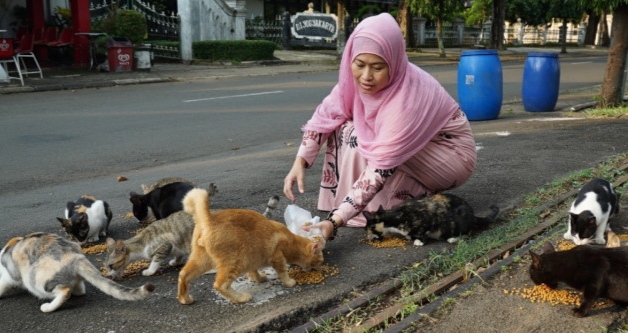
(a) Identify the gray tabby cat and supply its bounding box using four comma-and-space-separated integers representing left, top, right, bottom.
0, 232, 154, 313
104, 210, 194, 278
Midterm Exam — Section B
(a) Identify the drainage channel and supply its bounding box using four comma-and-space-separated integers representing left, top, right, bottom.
288, 168, 628, 333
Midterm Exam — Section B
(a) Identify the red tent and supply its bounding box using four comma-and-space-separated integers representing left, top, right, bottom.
26, 0, 90, 66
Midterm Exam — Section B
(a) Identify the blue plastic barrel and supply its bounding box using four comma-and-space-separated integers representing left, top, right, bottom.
457, 50, 503, 121
522, 53, 560, 112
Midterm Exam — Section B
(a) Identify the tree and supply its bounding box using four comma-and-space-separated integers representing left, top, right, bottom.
397, 1, 416, 48
545, 0, 584, 54
408, 0, 465, 57
586, 0, 628, 107
490, 0, 505, 50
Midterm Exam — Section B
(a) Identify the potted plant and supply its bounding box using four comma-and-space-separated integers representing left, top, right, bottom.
93, 7, 150, 70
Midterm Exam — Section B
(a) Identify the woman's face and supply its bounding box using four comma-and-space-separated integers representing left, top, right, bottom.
351, 53, 390, 95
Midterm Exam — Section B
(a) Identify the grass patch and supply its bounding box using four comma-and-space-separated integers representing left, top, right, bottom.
583, 105, 628, 119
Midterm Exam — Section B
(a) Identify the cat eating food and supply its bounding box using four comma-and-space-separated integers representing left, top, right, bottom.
177, 188, 324, 304
0, 232, 155, 313
563, 178, 620, 245
529, 241, 628, 317
104, 211, 195, 279
57, 195, 113, 244
363, 193, 499, 246
130, 181, 195, 222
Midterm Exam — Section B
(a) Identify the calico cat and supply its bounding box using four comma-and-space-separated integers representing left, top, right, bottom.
57, 195, 113, 244
529, 241, 628, 317
104, 211, 195, 278
130, 181, 196, 222
563, 178, 620, 245
0, 232, 155, 313
177, 188, 324, 304
363, 193, 499, 246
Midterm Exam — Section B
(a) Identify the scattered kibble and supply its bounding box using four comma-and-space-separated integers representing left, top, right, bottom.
82, 243, 107, 254
361, 235, 410, 249
288, 263, 339, 285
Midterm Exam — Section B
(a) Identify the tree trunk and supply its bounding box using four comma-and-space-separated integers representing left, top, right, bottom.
437, 18, 446, 57
584, 11, 600, 46
397, 1, 415, 48
560, 20, 567, 54
601, 13, 611, 47
599, 4, 628, 108
490, 0, 505, 50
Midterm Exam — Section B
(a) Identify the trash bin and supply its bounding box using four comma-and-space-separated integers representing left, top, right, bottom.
134, 44, 153, 71
522, 53, 560, 112
106, 37, 133, 72
457, 50, 503, 121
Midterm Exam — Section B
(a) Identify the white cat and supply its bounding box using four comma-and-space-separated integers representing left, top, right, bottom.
57, 195, 112, 243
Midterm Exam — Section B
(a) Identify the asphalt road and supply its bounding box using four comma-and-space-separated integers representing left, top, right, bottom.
0, 55, 626, 333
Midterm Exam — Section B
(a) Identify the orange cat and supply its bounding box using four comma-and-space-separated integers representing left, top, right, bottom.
177, 188, 325, 304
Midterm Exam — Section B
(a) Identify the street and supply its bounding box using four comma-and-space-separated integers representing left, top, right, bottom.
1, 55, 625, 333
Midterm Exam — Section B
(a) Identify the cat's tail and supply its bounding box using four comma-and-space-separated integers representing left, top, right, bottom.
183, 188, 212, 227
474, 205, 500, 230
78, 260, 155, 301
262, 195, 280, 218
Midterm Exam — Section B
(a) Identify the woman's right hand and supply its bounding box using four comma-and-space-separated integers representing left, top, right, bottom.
283, 157, 307, 202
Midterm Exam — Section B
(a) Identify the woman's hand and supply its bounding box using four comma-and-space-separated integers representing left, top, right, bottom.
283, 157, 307, 202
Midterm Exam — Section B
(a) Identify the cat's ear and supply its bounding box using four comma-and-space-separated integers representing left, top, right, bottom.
363, 211, 373, 220
310, 241, 324, 253
129, 192, 142, 205
105, 237, 116, 247
77, 213, 88, 223
57, 217, 72, 227
529, 250, 541, 268
376, 205, 386, 214
542, 241, 555, 254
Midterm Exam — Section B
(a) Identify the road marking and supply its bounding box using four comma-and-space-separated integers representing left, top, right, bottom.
475, 131, 511, 137
525, 117, 585, 121
182, 90, 284, 103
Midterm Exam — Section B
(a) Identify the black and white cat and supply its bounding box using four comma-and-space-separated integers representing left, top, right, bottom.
563, 178, 620, 245
363, 193, 499, 246
57, 195, 113, 244
0, 232, 154, 313
529, 241, 628, 317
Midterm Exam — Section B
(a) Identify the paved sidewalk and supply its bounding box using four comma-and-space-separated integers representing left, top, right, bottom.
0, 46, 609, 95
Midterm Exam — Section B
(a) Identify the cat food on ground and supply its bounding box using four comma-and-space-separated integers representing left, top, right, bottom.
506, 284, 612, 309
556, 239, 577, 251
288, 264, 339, 285
361, 235, 410, 248
101, 260, 151, 278
82, 243, 108, 254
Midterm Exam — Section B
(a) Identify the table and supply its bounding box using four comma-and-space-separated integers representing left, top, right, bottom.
75, 32, 106, 70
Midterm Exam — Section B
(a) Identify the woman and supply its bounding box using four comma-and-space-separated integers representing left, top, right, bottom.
283, 13, 477, 241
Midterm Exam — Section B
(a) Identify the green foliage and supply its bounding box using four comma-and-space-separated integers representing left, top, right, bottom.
505, 0, 550, 26
94, 8, 148, 45
463, 0, 491, 25
192, 40, 276, 62
408, 0, 465, 22
356, 4, 382, 19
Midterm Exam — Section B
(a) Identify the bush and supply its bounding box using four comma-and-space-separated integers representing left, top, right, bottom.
192, 40, 277, 62
94, 8, 147, 45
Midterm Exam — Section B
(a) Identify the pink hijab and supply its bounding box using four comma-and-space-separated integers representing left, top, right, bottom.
302, 13, 459, 170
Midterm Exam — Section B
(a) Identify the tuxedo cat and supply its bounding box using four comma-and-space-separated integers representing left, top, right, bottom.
177, 188, 324, 304
130, 181, 195, 222
363, 193, 499, 246
0, 232, 154, 313
529, 241, 628, 317
57, 195, 113, 244
563, 178, 620, 245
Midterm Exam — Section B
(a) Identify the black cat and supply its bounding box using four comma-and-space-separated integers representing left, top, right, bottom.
363, 193, 499, 246
129, 181, 194, 221
529, 241, 628, 317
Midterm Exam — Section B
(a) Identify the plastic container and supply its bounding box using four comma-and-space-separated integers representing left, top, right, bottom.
106, 37, 133, 72
457, 50, 503, 121
522, 53, 560, 112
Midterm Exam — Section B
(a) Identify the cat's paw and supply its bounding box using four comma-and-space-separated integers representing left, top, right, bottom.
447, 237, 459, 244
40, 302, 59, 313
169, 257, 182, 266
178, 294, 195, 305
572, 307, 589, 318
142, 268, 157, 276
413, 239, 425, 246
282, 277, 296, 288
